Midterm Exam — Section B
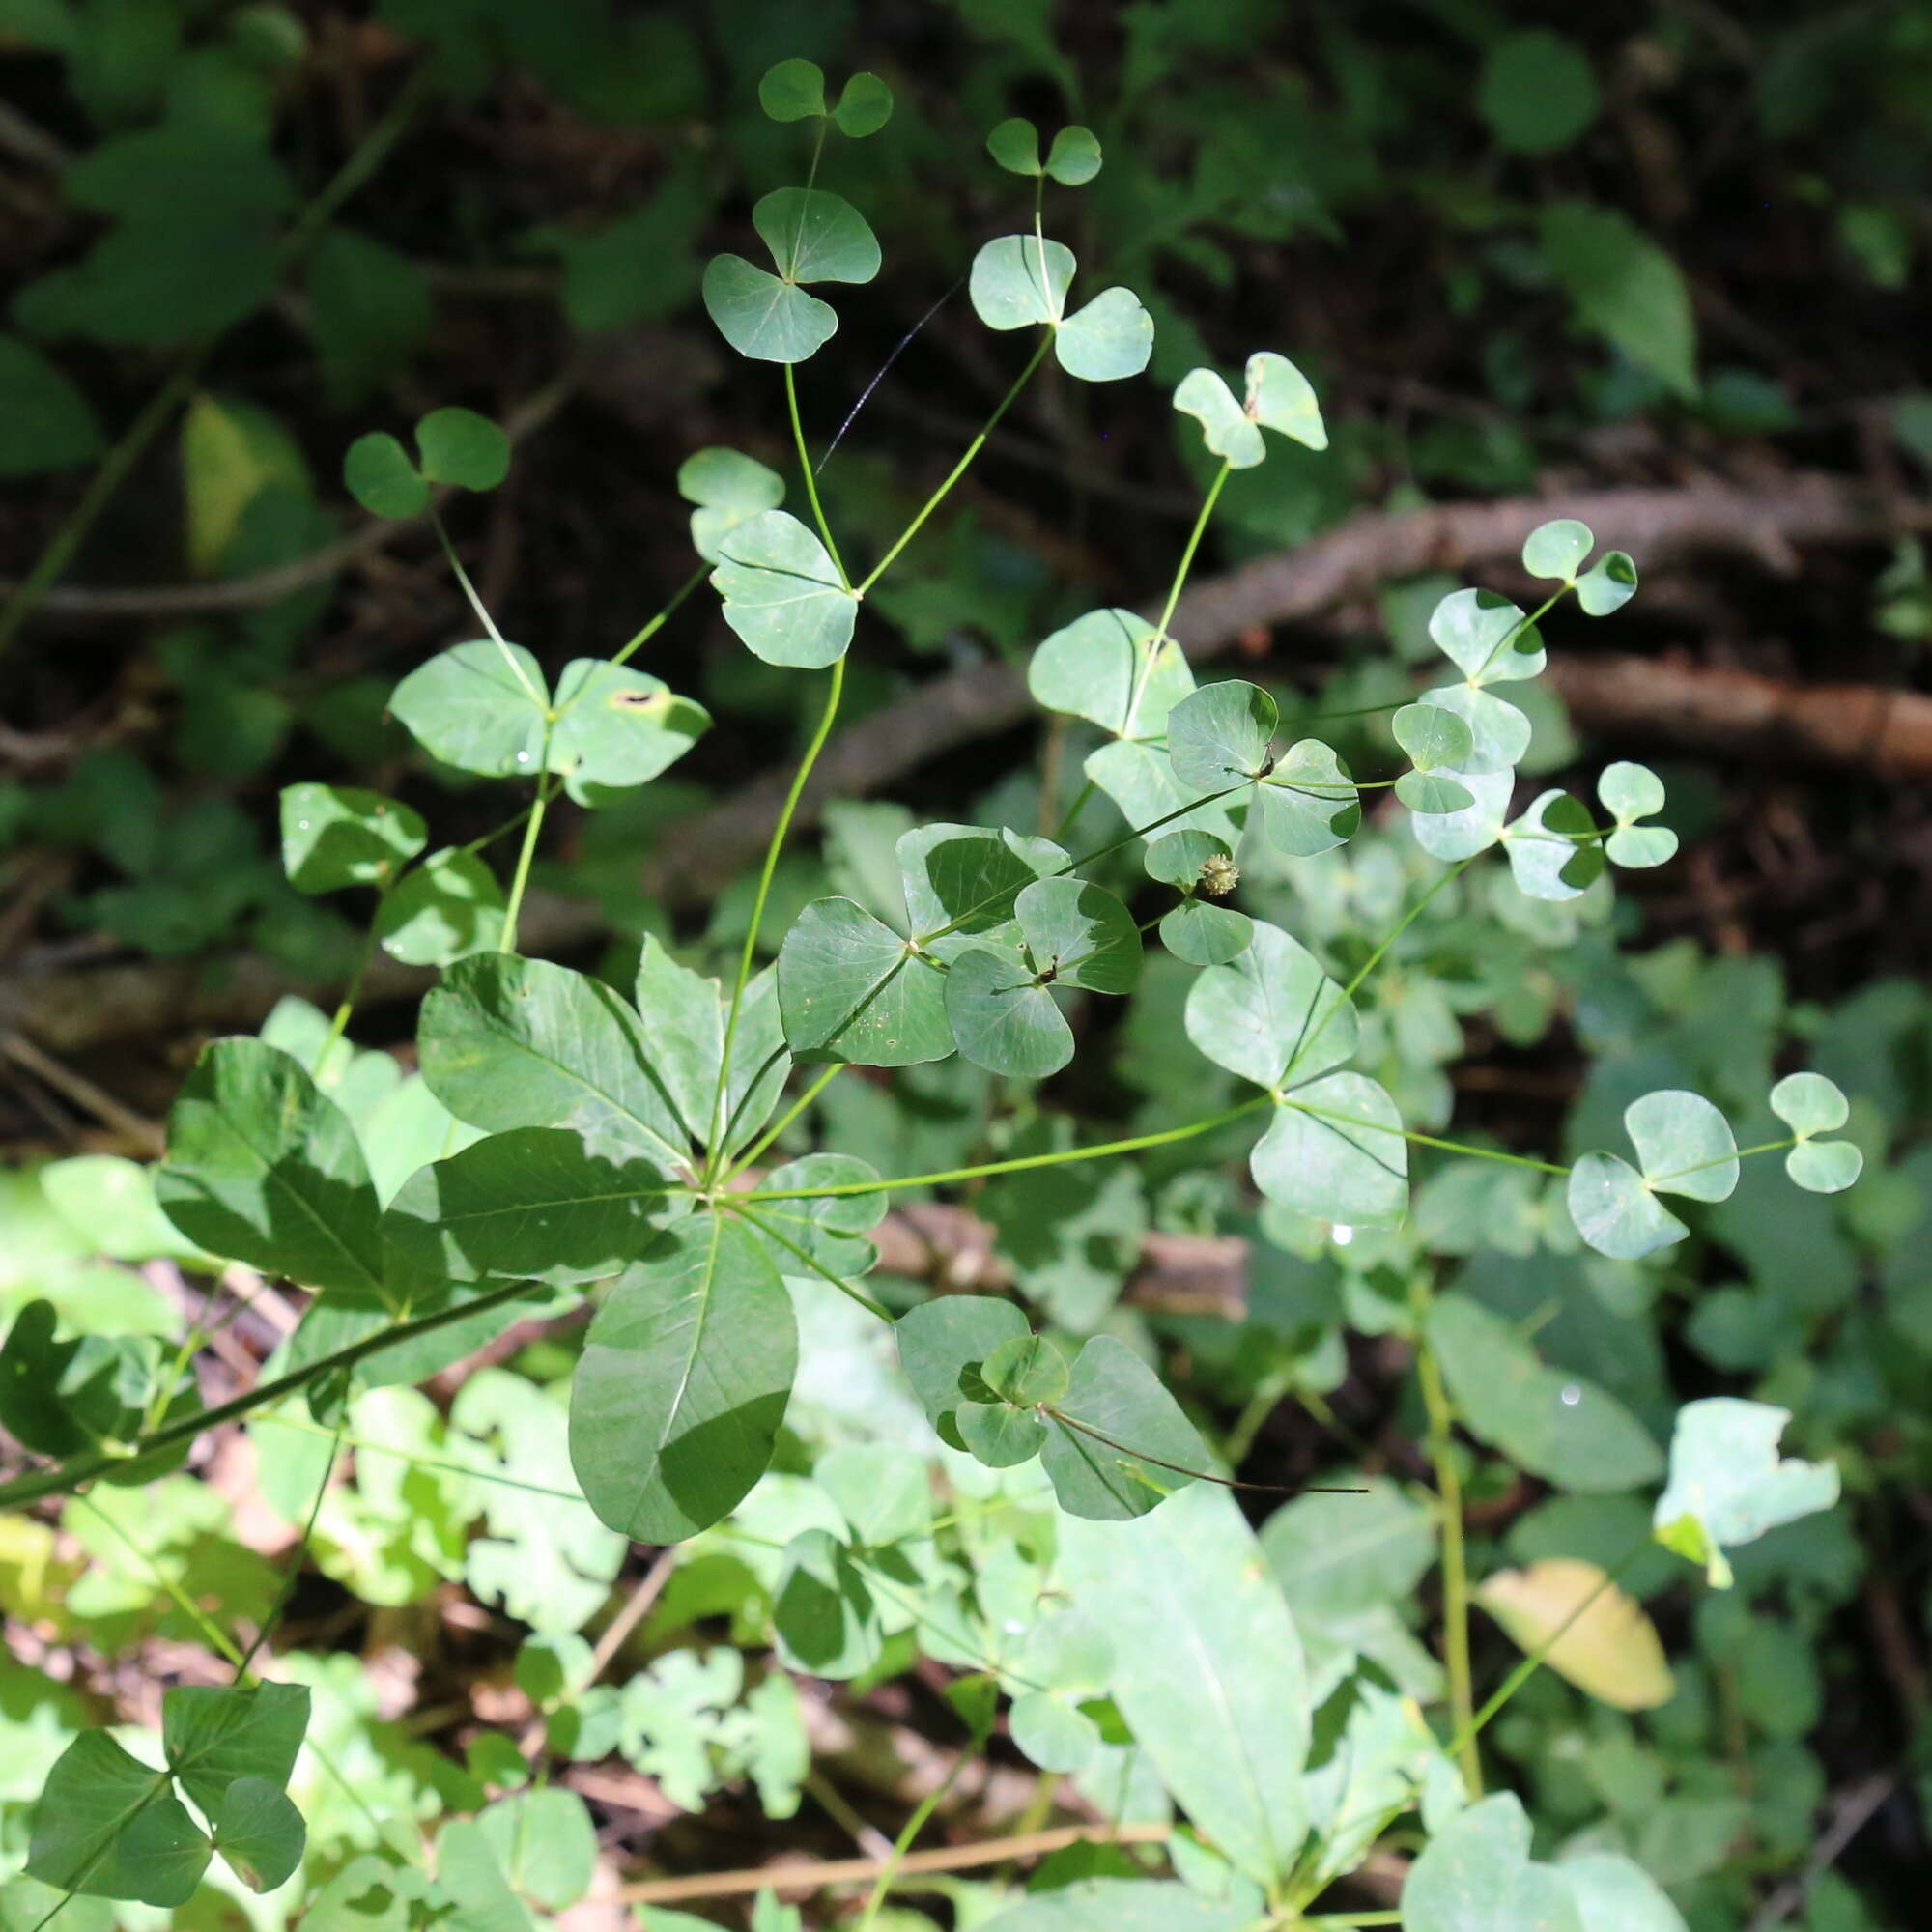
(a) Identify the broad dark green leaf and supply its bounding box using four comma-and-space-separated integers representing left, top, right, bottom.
26, 1732, 208, 1908
373, 848, 505, 966
279, 783, 426, 894
1041, 1334, 1209, 1520
776, 896, 953, 1067
414, 406, 508, 490
570, 1215, 797, 1542
895, 1293, 1031, 1450
0, 333, 103, 476
773, 1528, 882, 1679
156, 1038, 385, 1304
946, 945, 1071, 1080
419, 952, 686, 1168
632, 941, 789, 1157
162, 1681, 310, 1816
209, 1777, 304, 1893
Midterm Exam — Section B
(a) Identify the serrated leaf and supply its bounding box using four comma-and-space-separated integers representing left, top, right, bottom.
389, 640, 549, 778
711, 509, 857, 667
570, 1215, 797, 1542
969, 234, 1074, 329
156, 1038, 385, 1304
279, 783, 425, 894
1652, 1398, 1839, 1588
1474, 1559, 1674, 1710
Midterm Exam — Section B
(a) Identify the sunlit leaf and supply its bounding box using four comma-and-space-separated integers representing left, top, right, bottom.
711, 509, 858, 667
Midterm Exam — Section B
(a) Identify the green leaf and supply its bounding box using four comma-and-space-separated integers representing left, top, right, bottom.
1478, 30, 1600, 155
834, 73, 894, 139
956, 1390, 1048, 1468
753, 188, 881, 285
1598, 760, 1677, 869
475, 1788, 595, 1911
1160, 897, 1251, 966
978, 1882, 1254, 1931
389, 640, 549, 777
1058, 1484, 1309, 1887
986, 117, 1042, 175
777, 897, 953, 1066
26, 1732, 208, 1907
1168, 679, 1275, 787
678, 446, 785, 563
750, 1154, 885, 1284
1029, 607, 1194, 738
209, 1776, 304, 1892
1576, 551, 1639, 615
1565, 1152, 1685, 1261
757, 57, 824, 121
633, 940, 789, 1157
380, 1126, 671, 1301
1542, 201, 1698, 400
711, 509, 858, 667
1429, 587, 1546, 685
1145, 829, 1233, 890
437, 1819, 535, 1932
1044, 125, 1102, 185
1055, 286, 1153, 381
1427, 1295, 1663, 1493
303, 227, 430, 410
895, 1293, 1031, 1449
1256, 1072, 1408, 1228
156, 1038, 385, 1304
1652, 1397, 1839, 1588
1412, 767, 1513, 861
1013, 877, 1140, 991
773, 1527, 881, 1679
570, 1215, 797, 1542
946, 945, 1073, 1080
1554, 1854, 1690, 1932
969, 234, 1075, 329
414, 406, 509, 490
1084, 737, 1244, 848
1173, 352, 1327, 468
1403, 1792, 1586, 1932
1504, 790, 1604, 901
1521, 517, 1595, 580
1769, 1071, 1862, 1193
419, 952, 686, 1169
901, 821, 1067, 958
1259, 740, 1360, 858
983, 1330, 1068, 1405
0, 334, 102, 475
162, 1680, 309, 1814
550, 660, 709, 803
1184, 920, 1357, 1089
1392, 702, 1474, 774
702, 255, 837, 363
1569, 1089, 1738, 1257
373, 847, 505, 966
1397, 772, 1476, 814
279, 783, 426, 893
1042, 1334, 1208, 1520
342, 430, 427, 519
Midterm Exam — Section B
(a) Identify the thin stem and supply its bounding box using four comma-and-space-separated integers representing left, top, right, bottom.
1341, 856, 1478, 1002
1470, 582, 1565, 684
1282, 1094, 1572, 1177
1416, 1320, 1480, 1795
1652, 1136, 1795, 1183
705, 656, 848, 1176
0, 357, 206, 663
498, 720, 554, 953
853, 1728, 988, 1932
278, 64, 435, 261
1122, 457, 1231, 738
1042, 1406, 1366, 1498
857, 336, 1051, 595
732, 1204, 893, 1322
0, 1278, 537, 1513
455, 770, 565, 859
252, 1411, 592, 1505
743, 1094, 1268, 1203
786, 363, 850, 587
77, 1494, 245, 1667
322, 894, 388, 1061
429, 505, 545, 703
726, 1063, 846, 1179
237, 1426, 342, 1675
604, 564, 707, 673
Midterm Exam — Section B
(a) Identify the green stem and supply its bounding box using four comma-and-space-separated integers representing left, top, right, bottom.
726, 1063, 846, 1179
786, 363, 849, 587
0, 1278, 536, 1513
743, 1094, 1268, 1202
705, 656, 847, 1176
252, 1411, 591, 1504
0, 357, 206, 663
1341, 856, 1478, 1002
1052, 776, 1098, 844
429, 504, 545, 703
604, 564, 707, 673
498, 722, 554, 953
1122, 458, 1230, 738
853, 1727, 988, 1931
1470, 582, 1566, 684
1415, 1318, 1480, 1796
322, 891, 389, 1061
278, 63, 435, 261
856, 336, 1051, 595
731, 1204, 893, 1322
1651, 1136, 1795, 1183
76, 1493, 246, 1667
237, 1426, 342, 1675
1282, 1094, 1572, 1177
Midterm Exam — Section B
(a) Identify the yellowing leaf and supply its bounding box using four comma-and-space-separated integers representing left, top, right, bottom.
1475, 1558, 1674, 1711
